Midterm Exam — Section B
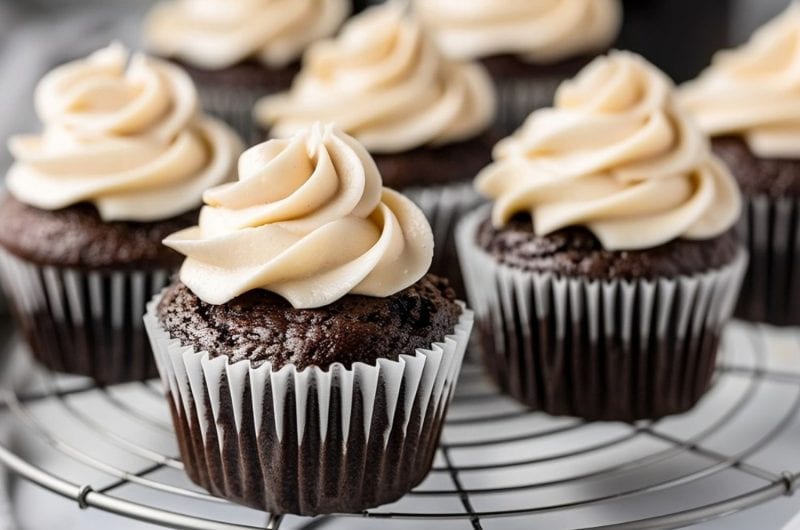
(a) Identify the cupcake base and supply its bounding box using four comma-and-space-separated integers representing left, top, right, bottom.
0, 248, 168, 383
735, 195, 800, 326
480, 55, 595, 134
145, 294, 472, 515
176, 60, 300, 144
456, 208, 748, 422
403, 182, 483, 296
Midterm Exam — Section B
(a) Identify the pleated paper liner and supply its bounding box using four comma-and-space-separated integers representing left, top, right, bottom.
403, 182, 484, 296
456, 207, 748, 422
144, 295, 472, 516
494, 75, 563, 134
0, 248, 169, 384
735, 194, 800, 326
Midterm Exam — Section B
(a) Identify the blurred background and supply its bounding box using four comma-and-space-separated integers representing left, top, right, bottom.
0, 0, 796, 528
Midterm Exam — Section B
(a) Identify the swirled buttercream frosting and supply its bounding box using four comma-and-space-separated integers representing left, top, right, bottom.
6, 43, 242, 222
680, 4, 800, 159
143, 0, 350, 70
414, 0, 622, 64
476, 51, 741, 251
164, 123, 434, 308
255, 4, 495, 154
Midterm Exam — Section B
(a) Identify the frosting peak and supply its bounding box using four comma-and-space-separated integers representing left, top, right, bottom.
477, 51, 741, 251
255, 4, 496, 154
144, 0, 350, 70
680, 4, 800, 158
6, 44, 242, 222
414, 0, 622, 64
165, 123, 434, 308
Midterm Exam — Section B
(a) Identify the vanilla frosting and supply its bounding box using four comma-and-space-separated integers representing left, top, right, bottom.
255, 4, 495, 154
164, 123, 434, 308
6, 44, 242, 222
680, 4, 800, 159
144, 0, 350, 70
477, 52, 741, 251
414, 0, 622, 64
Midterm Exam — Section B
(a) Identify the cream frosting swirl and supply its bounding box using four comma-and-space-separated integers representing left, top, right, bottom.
476, 51, 741, 251
164, 123, 434, 308
144, 0, 350, 70
255, 4, 495, 154
414, 0, 622, 64
680, 4, 800, 159
6, 43, 242, 222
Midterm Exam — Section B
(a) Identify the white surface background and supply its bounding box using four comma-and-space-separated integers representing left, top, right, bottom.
0, 0, 798, 528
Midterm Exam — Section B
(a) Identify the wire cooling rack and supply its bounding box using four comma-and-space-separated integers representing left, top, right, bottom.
0, 321, 799, 530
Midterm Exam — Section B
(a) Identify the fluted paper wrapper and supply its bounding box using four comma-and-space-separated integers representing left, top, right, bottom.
0, 248, 168, 383
403, 182, 484, 296
456, 208, 748, 421
494, 76, 562, 134
196, 85, 266, 146
735, 195, 800, 326
144, 295, 472, 515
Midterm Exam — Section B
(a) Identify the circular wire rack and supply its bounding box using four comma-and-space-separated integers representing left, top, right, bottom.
0, 321, 799, 530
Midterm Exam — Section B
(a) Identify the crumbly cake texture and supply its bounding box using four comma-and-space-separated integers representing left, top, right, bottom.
156, 274, 463, 370
476, 214, 740, 280
0, 194, 192, 269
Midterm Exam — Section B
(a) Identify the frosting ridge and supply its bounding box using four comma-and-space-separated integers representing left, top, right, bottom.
680, 4, 800, 158
164, 123, 434, 308
6, 43, 242, 222
144, 0, 350, 70
255, 4, 495, 154
414, 0, 622, 64
477, 51, 741, 251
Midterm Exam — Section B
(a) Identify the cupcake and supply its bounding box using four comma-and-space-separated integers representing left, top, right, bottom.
255, 4, 498, 294
142, 0, 351, 141
680, 4, 800, 327
0, 43, 242, 384
456, 52, 747, 422
413, 0, 622, 133
144, 123, 472, 515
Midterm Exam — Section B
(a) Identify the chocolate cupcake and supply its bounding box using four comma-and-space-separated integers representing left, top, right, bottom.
457, 52, 747, 422
414, 0, 622, 133
144, 123, 472, 515
681, 4, 800, 326
255, 4, 498, 294
142, 0, 350, 142
0, 44, 242, 384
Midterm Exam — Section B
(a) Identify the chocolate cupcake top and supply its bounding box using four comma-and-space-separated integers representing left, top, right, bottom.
6, 43, 242, 222
680, 4, 800, 159
477, 51, 740, 251
143, 0, 350, 70
255, 4, 495, 154
414, 0, 622, 64
164, 122, 434, 308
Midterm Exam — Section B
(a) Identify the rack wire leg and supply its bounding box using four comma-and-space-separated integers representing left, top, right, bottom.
266, 514, 283, 529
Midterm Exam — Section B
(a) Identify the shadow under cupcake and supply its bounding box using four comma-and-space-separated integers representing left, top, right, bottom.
457, 51, 747, 422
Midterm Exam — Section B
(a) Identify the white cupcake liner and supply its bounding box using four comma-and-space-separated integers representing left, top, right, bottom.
494, 75, 563, 134
735, 194, 800, 326
456, 206, 748, 421
402, 181, 484, 294
196, 85, 266, 146
144, 293, 472, 515
0, 247, 170, 383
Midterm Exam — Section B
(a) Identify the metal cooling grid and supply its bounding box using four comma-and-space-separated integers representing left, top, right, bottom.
0, 321, 798, 530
